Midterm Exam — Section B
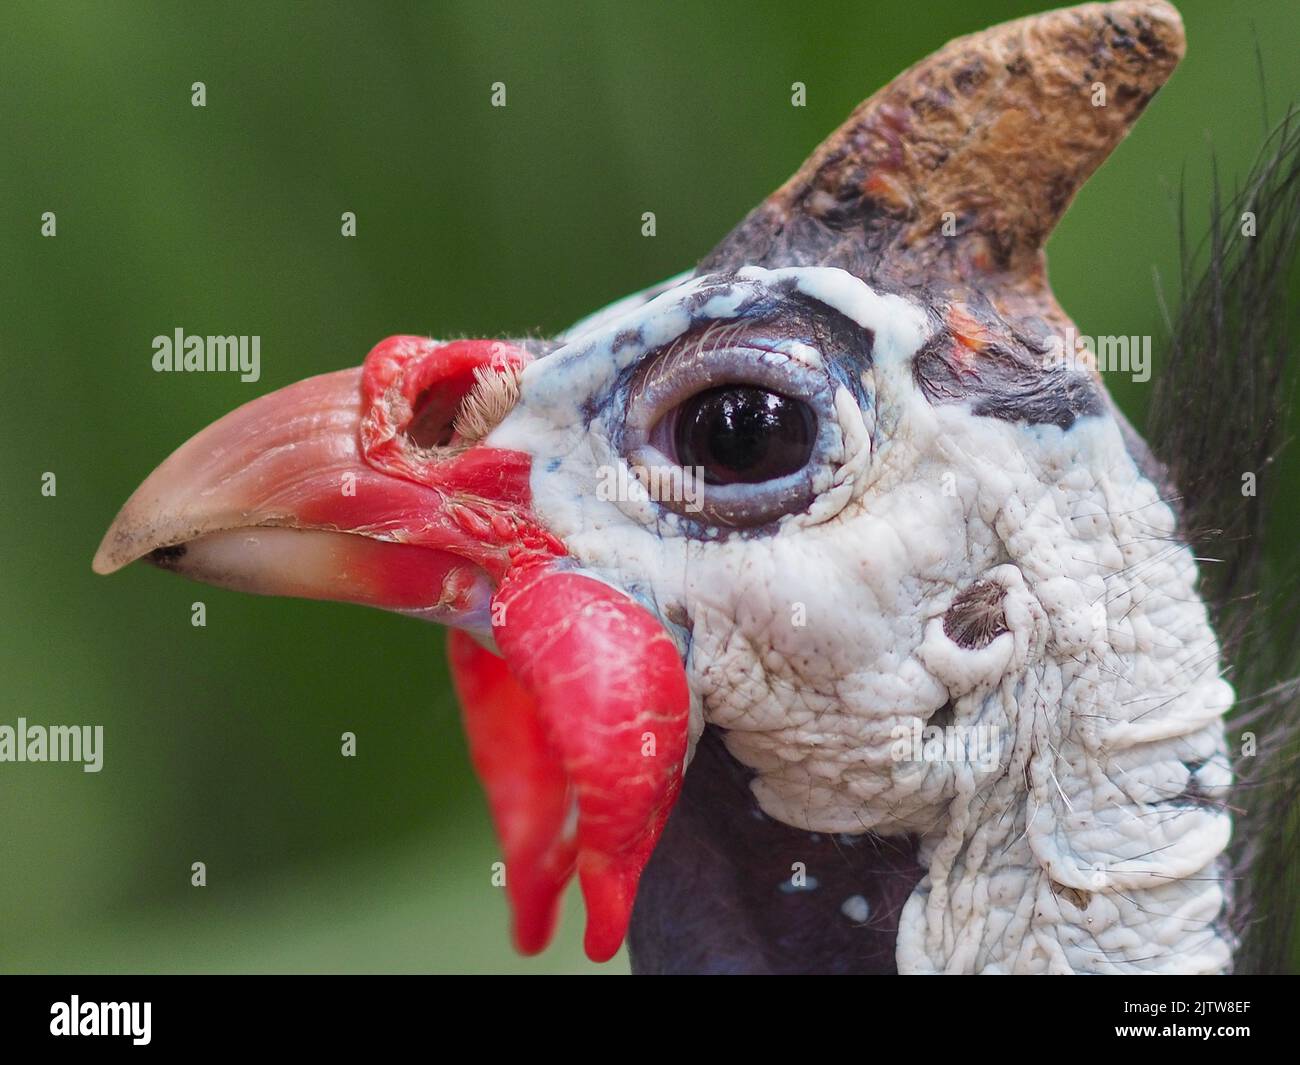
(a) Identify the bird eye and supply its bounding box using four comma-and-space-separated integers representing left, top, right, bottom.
618, 329, 842, 531
669, 386, 816, 486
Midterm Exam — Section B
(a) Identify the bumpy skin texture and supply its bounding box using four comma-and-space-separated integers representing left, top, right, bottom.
489, 267, 1234, 974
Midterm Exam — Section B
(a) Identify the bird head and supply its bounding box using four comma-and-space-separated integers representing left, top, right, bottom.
95, 0, 1234, 972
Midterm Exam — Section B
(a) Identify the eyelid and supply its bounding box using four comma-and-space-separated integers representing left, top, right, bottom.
624, 336, 826, 440
616, 325, 844, 531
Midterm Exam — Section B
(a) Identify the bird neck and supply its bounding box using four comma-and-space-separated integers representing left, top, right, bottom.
628, 726, 924, 974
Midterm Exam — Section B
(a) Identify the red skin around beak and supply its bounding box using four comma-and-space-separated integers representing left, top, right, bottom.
94, 335, 692, 961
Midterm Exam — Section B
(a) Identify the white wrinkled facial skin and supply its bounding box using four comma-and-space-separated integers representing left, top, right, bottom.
489, 266, 1234, 974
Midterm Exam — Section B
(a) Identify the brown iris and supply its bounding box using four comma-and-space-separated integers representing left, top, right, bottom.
673, 385, 816, 485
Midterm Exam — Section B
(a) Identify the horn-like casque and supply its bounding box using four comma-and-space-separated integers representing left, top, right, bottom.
700, 0, 1185, 337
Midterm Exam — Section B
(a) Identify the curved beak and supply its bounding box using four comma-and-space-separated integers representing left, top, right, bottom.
93, 337, 548, 632
93, 335, 691, 961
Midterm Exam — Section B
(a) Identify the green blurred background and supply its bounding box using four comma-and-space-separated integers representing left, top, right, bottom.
1, 0, 1297, 974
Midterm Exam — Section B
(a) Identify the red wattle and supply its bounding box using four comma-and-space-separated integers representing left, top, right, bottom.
448, 630, 576, 955
491, 564, 692, 962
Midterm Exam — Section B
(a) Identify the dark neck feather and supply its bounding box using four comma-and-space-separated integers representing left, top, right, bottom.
628, 727, 923, 974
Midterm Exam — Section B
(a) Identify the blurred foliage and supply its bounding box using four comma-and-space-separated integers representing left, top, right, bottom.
0, 0, 1297, 973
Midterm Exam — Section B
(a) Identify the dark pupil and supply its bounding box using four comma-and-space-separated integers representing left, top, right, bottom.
674, 386, 815, 485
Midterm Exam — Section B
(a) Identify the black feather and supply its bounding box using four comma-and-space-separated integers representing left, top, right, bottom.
1145, 106, 1300, 974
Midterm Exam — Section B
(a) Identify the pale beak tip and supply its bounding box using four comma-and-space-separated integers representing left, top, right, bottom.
91, 531, 131, 576
92, 510, 154, 576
